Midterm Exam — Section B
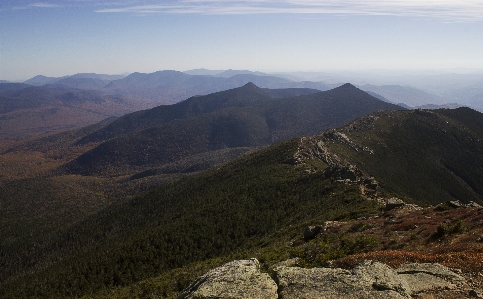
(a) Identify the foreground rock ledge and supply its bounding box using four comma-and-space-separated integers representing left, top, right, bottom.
179, 258, 278, 299
180, 258, 467, 299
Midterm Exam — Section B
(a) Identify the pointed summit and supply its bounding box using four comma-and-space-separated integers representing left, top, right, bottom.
324, 82, 370, 97
242, 82, 259, 89
332, 83, 361, 91
339, 83, 358, 89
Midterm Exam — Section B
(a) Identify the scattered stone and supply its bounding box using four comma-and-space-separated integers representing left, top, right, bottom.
179, 258, 278, 299
324, 220, 347, 230
466, 201, 483, 208
294, 221, 347, 246
448, 200, 463, 208
303, 225, 322, 240
400, 204, 423, 212
386, 198, 406, 211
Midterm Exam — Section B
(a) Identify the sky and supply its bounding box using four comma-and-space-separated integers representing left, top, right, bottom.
1, 0, 483, 81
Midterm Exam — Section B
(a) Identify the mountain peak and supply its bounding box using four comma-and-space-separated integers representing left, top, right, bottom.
339, 83, 358, 89
242, 82, 259, 88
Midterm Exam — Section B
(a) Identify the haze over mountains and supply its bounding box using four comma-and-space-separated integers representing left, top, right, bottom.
2, 68, 481, 147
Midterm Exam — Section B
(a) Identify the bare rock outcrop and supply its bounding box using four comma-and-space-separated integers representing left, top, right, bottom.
182, 259, 468, 299
179, 258, 278, 299
385, 197, 406, 211
292, 133, 379, 198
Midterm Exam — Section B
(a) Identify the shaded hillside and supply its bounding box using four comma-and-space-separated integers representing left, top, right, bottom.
74, 82, 276, 145
3, 108, 483, 298
261, 87, 320, 98
70, 83, 335, 146
0, 85, 154, 145
298, 107, 483, 205
63, 83, 404, 176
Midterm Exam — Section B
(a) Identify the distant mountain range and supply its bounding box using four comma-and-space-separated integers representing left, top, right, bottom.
3, 69, 479, 147
22, 70, 480, 111
102, 70, 332, 104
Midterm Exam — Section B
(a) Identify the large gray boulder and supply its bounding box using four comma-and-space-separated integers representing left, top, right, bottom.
179, 258, 278, 299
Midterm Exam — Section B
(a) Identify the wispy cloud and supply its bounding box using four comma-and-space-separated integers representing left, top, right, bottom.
93, 0, 483, 22
9, 1, 60, 11
29, 2, 60, 8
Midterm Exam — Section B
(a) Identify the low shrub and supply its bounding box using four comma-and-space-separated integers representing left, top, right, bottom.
432, 219, 467, 239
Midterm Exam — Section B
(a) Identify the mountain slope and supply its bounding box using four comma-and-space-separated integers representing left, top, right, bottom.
63, 83, 404, 176
0, 139, 381, 298
298, 107, 483, 204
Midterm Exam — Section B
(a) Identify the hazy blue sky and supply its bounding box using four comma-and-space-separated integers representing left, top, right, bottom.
1, 0, 483, 81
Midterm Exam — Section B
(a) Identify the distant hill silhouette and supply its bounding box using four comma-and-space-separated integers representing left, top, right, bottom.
24, 73, 125, 87
24, 75, 60, 86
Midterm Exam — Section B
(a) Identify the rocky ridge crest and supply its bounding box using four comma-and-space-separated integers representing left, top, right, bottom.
293, 123, 379, 198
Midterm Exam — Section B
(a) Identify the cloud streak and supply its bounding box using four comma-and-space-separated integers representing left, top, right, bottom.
92, 0, 483, 22
29, 2, 61, 8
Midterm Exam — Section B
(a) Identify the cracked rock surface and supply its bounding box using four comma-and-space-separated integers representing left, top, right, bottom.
181, 258, 470, 299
